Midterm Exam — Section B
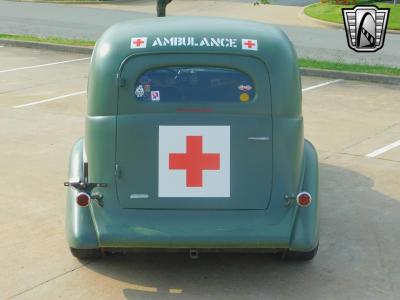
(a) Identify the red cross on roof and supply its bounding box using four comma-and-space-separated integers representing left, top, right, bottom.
133, 38, 145, 47
244, 40, 255, 48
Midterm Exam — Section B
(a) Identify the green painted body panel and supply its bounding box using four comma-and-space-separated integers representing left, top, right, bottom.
66, 16, 319, 251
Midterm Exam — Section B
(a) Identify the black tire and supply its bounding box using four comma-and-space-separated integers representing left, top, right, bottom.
282, 244, 318, 261
70, 247, 103, 259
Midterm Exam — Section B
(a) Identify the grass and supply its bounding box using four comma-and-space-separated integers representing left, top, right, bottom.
1, 33, 399, 77
0, 33, 95, 47
299, 58, 400, 76
304, 2, 400, 30
24, 0, 108, 2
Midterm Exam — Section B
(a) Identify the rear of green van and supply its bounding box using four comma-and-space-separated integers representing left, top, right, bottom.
66, 17, 319, 258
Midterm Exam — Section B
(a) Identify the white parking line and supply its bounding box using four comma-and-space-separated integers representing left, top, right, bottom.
302, 79, 343, 92
366, 140, 400, 158
0, 57, 90, 74
0, 45, 4, 48
13, 91, 86, 108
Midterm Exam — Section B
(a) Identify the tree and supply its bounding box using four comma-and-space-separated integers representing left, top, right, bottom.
157, 0, 173, 17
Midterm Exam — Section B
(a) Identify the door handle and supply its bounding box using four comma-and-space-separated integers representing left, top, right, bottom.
248, 137, 270, 141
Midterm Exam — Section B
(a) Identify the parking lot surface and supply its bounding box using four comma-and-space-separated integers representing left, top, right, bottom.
0, 46, 399, 300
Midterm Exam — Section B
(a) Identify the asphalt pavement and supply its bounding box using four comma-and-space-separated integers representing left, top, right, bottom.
0, 45, 399, 299
0, 0, 153, 39
0, 0, 399, 67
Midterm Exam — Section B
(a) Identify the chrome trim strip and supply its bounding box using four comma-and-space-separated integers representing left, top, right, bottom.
248, 137, 270, 141
130, 194, 149, 199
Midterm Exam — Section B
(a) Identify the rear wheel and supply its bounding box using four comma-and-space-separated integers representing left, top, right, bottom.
282, 244, 318, 261
70, 247, 103, 259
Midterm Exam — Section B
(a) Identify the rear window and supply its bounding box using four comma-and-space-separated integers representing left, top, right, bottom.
134, 67, 255, 103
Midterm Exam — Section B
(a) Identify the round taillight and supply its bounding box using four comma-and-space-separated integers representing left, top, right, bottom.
296, 192, 312, 207
76, 192, 90, 207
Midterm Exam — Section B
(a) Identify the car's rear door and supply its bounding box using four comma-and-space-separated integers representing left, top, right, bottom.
116, 54, 273, 210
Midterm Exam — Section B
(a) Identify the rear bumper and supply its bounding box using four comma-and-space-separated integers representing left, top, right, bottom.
69, 200, 318, 251
66, 138, 319, 252
94, 209, 294, 249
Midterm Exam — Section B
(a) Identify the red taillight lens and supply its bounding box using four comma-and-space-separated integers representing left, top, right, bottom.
76, 192, 90, 207
296, 192, 312, 207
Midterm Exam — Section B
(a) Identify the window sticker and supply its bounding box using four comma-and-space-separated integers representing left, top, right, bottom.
238, 84, 252, 92
135, 76, 153, 101
143, 83, 152, 93
151, 91, 161, 101
135, 85, 145, 98
240, 93, 250, 102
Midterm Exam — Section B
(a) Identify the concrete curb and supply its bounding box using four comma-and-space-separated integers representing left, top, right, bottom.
1, 39, 399, 85
0, 39, 93, 55
301, 68, 400, 85
301, 5, 400, 35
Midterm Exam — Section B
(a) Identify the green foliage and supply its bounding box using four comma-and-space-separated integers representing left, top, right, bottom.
0, 33, 95, 47
306, 3, 399, 30
299, 58, 400, 76
320, 0, 375, 4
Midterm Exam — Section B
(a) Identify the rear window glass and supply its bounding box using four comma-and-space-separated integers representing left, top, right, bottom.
134, 67, 254, 103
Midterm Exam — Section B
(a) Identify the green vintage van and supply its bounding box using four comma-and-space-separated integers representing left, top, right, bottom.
65, 16, 319, 260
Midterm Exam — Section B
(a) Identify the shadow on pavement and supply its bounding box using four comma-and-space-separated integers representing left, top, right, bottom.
84, 163, 400, 299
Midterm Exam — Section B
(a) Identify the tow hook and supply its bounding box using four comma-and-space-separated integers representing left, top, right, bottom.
189, 249, 199, 259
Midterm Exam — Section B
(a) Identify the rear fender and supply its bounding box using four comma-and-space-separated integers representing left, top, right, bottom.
65, 138, 99, 249
289, 139, 319, 251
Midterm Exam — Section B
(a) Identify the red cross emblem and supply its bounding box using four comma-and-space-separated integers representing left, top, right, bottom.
242, 39, 258, 51
131, 37, 147, 49
169, 136, 220, 187
159, 126, 230, 197
133, 39, 144, 47
244, 40, 255, 48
